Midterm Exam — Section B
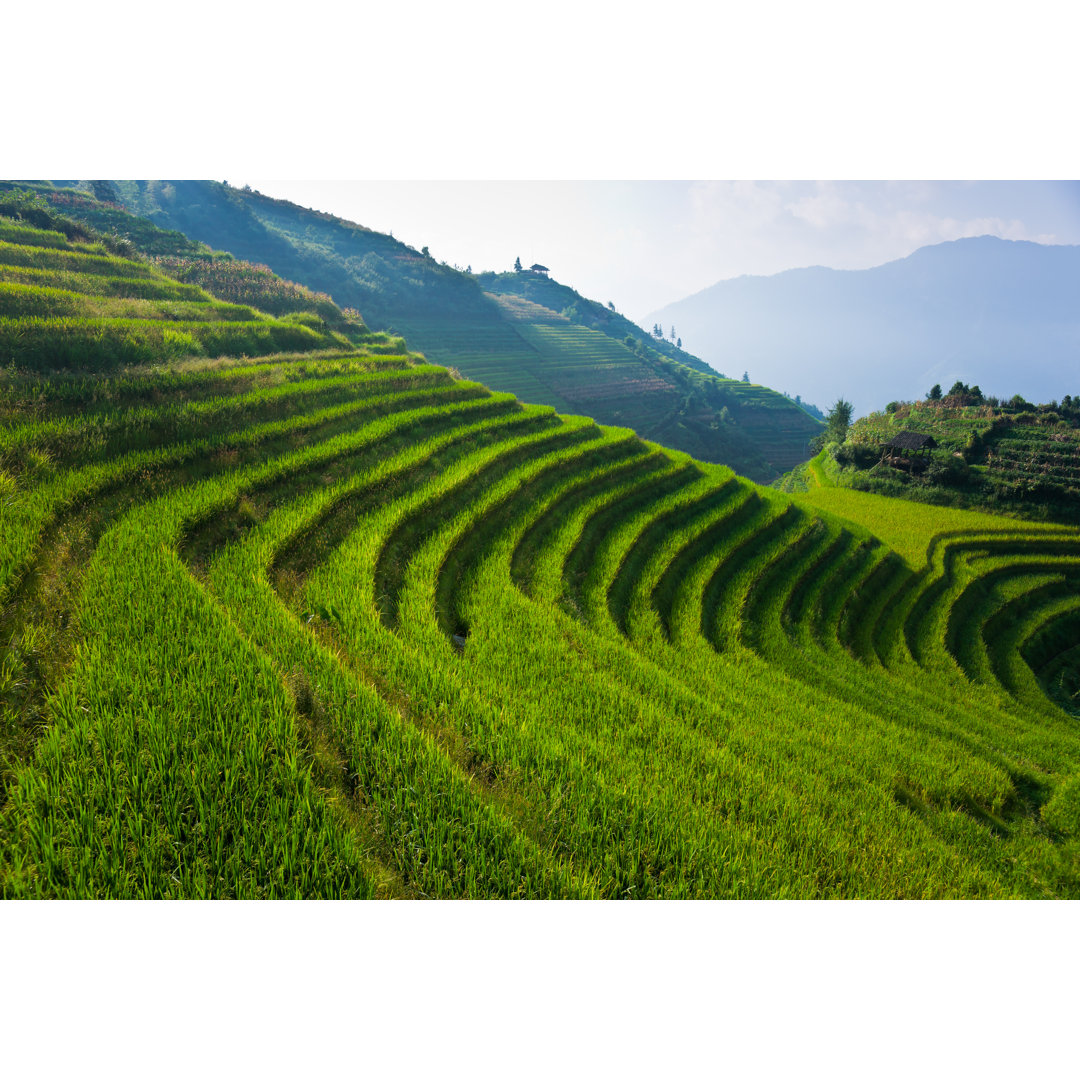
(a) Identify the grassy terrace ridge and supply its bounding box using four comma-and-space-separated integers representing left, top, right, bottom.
18, 181, 823, 483
3, 196, 1080, 898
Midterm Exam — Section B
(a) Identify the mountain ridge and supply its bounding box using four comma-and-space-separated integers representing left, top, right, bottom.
650, 236, 1080, 416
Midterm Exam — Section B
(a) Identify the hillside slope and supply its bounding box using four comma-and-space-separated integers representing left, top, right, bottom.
474, 268, 719, 375
3, 211, 1080, 898
26, 181, 821, 482
0, 192, 380, 372
651, 236, 1080, 416
395, 289, 821, 480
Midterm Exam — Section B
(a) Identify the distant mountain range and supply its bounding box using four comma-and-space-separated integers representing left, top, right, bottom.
649, 237, 1080, 416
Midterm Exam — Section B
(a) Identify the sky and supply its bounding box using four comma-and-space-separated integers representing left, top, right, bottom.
13, 6, 1080, 327
236, 180, 1080, 323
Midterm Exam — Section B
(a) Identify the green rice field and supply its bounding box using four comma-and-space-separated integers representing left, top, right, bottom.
2, 218, 1079, 898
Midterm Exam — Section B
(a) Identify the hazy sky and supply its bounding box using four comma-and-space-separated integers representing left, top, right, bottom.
239, 180, 1080, 323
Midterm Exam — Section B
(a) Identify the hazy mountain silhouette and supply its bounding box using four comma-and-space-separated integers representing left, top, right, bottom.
649, 237, 1080, 416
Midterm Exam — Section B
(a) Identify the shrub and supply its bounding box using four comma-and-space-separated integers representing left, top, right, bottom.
834, 442, 880, 469
925, 455, 971, 487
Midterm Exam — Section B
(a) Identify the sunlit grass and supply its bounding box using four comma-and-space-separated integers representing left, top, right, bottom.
2, 219, 1079, 897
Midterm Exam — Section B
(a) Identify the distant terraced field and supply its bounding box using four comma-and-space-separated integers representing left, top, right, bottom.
2, 218, 1080, 899
395, 294, 821, 482
394, 296, 683, 428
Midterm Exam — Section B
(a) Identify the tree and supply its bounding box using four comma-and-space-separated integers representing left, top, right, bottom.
607, 301, 616, 312
742, 371, 750, 383
90, 180, 118, 203
826, 398, 853, 444
948, 380, 967, 397
421, 246, 430, 257
514, 256, 523, 272
928, 383, 942, 400
669, 326, 677, 342
676, 337, 682, 349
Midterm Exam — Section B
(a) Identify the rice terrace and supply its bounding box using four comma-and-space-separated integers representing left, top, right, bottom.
2, 182, 1079, 900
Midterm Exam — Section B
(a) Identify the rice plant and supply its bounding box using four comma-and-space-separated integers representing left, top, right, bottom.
2, 217, 1079, 898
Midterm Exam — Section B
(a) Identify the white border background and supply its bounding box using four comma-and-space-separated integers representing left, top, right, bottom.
4, 2, 1078, 1075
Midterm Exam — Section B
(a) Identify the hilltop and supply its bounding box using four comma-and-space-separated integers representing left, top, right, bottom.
474, 267, 717, 374
22, 181, 822, 482
650, 236, 1080, 416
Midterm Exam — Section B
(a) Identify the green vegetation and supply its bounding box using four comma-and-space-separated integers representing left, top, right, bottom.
152, 255, 359, 326
780, 390, 1080, 524
0, 204, 387, 374
395, 292, 821, 483
475, 268, 716, 375
13, 182, 822, 482
2, 216, 1080, 898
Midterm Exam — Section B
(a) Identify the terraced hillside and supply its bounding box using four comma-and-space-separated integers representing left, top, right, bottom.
0, 214, 369, 372
3, 227, 1080, 898
473, 267, 719, 375
986, 424, 1080, 503
18, 181, 822, 482
396, 296, 682, 427
396, 293, 821, 482
793, 395, 1080, 522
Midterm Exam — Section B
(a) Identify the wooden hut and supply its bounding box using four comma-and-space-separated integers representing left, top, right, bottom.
881, 430, 937, 469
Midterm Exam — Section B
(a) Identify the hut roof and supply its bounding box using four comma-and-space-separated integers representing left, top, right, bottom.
884, 431, 938, 450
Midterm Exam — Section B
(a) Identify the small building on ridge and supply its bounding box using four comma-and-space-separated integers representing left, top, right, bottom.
881, 430, 938, 469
